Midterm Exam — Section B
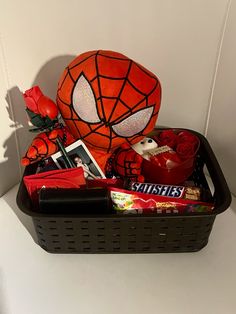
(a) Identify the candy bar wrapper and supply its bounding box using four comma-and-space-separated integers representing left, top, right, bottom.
129, 181, 214, 203
109, 187, 214, 214
129, 182, 202, 201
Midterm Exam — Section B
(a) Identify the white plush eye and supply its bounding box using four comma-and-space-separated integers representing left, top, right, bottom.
72, 74, 100, 123
112, 106, 154, 137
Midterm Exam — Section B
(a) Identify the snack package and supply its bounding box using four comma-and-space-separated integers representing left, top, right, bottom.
109, 187, 214, 214
129, 182, 202, 201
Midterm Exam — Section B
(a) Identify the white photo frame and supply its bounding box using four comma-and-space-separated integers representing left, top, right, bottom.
51, 139, 106, 179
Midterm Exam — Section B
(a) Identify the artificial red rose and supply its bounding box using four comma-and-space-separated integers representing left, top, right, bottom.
176, 142, 197, 159
23, 86, 58, 120
37, 96, 58, 119
23, 86, 43, 114
158, 130, 178, 149
177, 131, 199, 150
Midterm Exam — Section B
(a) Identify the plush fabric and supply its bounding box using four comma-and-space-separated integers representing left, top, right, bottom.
57, 50, 161, 153
21, 50, 161, 179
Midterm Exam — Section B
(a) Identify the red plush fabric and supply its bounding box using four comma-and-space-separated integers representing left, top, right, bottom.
57, 50, 161, 153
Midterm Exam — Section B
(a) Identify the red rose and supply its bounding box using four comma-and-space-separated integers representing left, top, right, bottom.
23, 86, 58, 120
37, 95, 59, 120
177, 131, 199, 150
23, 86, 43, 114
176, 142, 197, 159
158, 130, 178, 149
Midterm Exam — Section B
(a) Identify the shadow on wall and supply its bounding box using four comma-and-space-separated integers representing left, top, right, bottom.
2, 54, 75, 242
31, 54, 76, 100
0, 92, 22, 197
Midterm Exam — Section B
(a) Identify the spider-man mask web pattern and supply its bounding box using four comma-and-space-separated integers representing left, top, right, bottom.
57, 50, 161, 153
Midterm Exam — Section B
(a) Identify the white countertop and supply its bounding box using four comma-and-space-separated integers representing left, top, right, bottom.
0, 185, 236, 314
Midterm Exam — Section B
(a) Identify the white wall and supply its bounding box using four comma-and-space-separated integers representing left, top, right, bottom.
0, 36, 21, 195
205, 0, 236, 196
0, 0, 233, 195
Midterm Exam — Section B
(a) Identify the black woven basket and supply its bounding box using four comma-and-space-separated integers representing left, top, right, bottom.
17, 129, 231, 253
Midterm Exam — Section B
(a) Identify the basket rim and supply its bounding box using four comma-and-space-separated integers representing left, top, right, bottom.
16, 127, 232, 219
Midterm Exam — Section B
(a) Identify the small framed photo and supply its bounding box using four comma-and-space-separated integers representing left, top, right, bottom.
51, 139, 106, 179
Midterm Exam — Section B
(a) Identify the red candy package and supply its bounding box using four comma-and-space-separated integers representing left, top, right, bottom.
109, 187, 214, 214
24, 167, 86, 206
147, 145, 182, 169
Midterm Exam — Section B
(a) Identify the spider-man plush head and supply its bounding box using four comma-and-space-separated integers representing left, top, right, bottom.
57, 50, 161, 152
